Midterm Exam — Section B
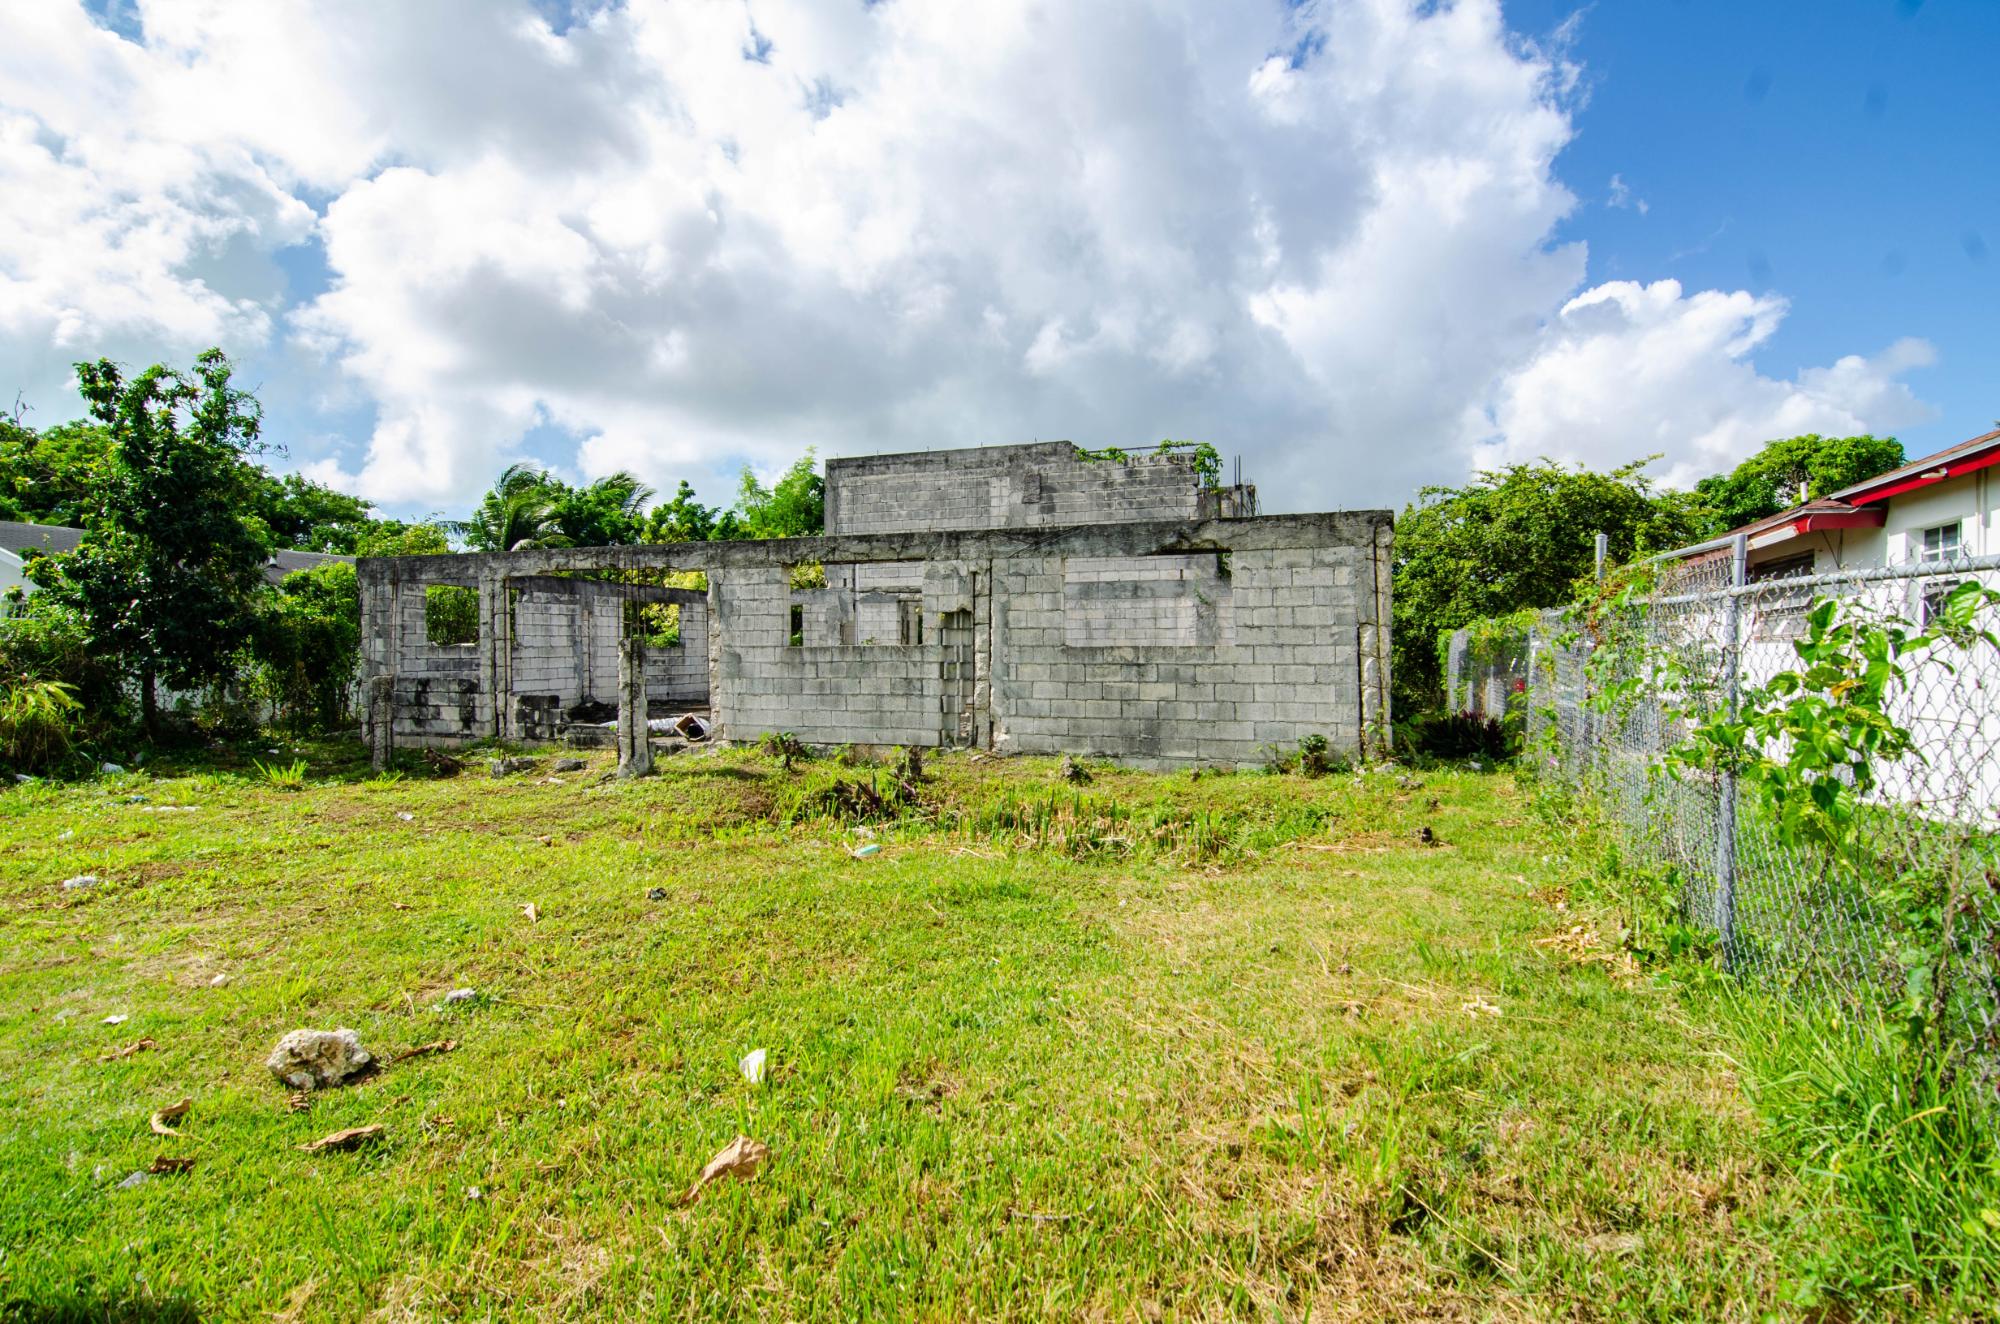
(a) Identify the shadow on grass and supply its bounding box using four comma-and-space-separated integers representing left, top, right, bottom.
1, 1289, 203, 1323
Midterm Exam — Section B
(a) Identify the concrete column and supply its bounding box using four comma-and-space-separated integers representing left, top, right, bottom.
366, 675, 396, 771
617, 635, 652, 778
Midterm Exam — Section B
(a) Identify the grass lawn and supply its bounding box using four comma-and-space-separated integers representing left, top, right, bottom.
0, 745, 1824, 1320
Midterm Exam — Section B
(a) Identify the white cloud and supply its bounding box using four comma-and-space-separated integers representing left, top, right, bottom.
1470, 279, 1937, 485
1606, 173, 1647, 214
0, 0, 1939, 514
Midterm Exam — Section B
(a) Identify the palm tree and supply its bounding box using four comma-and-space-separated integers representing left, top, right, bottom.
455, 463, 570, 552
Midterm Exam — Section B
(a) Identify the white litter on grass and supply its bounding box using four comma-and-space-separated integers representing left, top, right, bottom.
397, 812, 415, 822
57, 829, 74, 841
102, 1014, 128, 1025
61, 874, 99, 891
442, 988, 477, 1004
740, 1048, 767, 1085
209, 974, 231, 988
849, 843, 881, 859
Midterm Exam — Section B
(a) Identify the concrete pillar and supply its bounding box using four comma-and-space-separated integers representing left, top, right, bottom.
366, 675, 396, 771
617, 635, 652, 778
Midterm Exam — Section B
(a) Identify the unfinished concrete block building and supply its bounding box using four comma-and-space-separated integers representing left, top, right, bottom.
357, 442, 1392, 767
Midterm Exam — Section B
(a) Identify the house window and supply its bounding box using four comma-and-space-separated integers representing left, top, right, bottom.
1919, 522, 1962, 564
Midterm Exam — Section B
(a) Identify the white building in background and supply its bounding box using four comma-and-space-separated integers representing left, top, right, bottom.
0, 522, 85, 601
0, 520, 350, 604
1669, 427, 2000, 581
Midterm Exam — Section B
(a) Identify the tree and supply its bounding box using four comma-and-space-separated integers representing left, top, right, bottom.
1392, 459, 1700, 716
250, 471, 378, 553
459, 463, 570, 552
643, 480, 722, 543
355, 520, 451, 557
550, 470, 653, 546
459, 464, 654, 550
30, 350, 272, 734
1689, 434, 1905, 538
0, 417, 115, 525
732, 450, 823, 539
253, 561, 361, 731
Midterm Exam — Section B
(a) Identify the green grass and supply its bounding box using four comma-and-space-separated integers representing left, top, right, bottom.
0, 744, 1916, 1319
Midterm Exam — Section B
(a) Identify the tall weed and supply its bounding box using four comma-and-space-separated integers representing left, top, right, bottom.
1721, 994, 2000, 1312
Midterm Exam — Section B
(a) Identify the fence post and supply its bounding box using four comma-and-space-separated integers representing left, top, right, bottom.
1714, 533, 1748, 963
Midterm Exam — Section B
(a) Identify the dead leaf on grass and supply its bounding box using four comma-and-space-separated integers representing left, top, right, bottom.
1461, 997, 1503, 1018
98, 1037, 155, 1062
299, 1124, 384, 1153
393, 1039, 458, 1062
286, 1092, 311, 1114
149, 1097, 192, 1136
390, 901, 414, 911
680, 1134, 769, 1205
522, 902, 540, 923
148, 1155, 196, 1175
271, 1279, 317, 1324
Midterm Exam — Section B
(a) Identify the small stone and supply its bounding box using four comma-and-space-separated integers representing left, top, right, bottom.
61, 874, 99, 891
397, 812, 415, 822
266, 1028, 373, 1091
647, 887, 668, 901
115, 1170, 151, 1191
209, 973, 231, 988
442, 988, 478, 1004
100, 762, 125, 776
488, 756, 539, 778
550, 757, 585, 773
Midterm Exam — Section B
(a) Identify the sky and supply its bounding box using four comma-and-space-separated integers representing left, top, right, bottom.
0, 0, 1993, 522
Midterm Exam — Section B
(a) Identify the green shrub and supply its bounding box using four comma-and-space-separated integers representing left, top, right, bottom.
252, 561, 361, 732
1402, 710, 1512, 763
0, 679, 81, 773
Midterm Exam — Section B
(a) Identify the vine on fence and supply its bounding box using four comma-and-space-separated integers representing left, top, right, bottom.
1585, 575, 2000, 1067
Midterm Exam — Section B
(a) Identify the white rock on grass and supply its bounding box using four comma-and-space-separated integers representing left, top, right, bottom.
442, 988, 477, 1005
266, 1028, 373, 1091
61, 874, 99, 891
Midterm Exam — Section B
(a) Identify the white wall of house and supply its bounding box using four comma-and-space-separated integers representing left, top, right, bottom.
0, 549, 29, 602
1750, 469, 1997, 577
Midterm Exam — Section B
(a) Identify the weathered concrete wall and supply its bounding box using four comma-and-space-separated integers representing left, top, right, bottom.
358, 509, 1392, 766
826, 442, 1218, 535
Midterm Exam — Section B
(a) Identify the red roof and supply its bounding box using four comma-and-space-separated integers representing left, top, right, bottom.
1685, 428, 2000, 554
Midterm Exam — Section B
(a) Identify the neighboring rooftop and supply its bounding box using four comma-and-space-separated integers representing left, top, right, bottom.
0, 520, 352, 585
1667, 427, 2000, 560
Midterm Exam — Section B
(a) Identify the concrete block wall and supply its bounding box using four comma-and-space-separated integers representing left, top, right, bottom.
714, 565, 953, 747
826, 442, 1204, 535
1061, 553, 1222, 648
358, 500, 1393, 767
990, 544, 1368, 763
375, 579, 489, 743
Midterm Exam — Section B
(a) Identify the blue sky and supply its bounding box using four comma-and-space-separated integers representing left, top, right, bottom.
1512, 0, 1999, 454
5, 0, 1994, 521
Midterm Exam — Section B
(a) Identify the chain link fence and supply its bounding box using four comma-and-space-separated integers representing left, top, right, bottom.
1525, 545, 2000, 1049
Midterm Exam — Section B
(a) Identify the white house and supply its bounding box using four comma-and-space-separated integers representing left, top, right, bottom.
0, 522, 85, 601
1669, 427, 2000, 580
